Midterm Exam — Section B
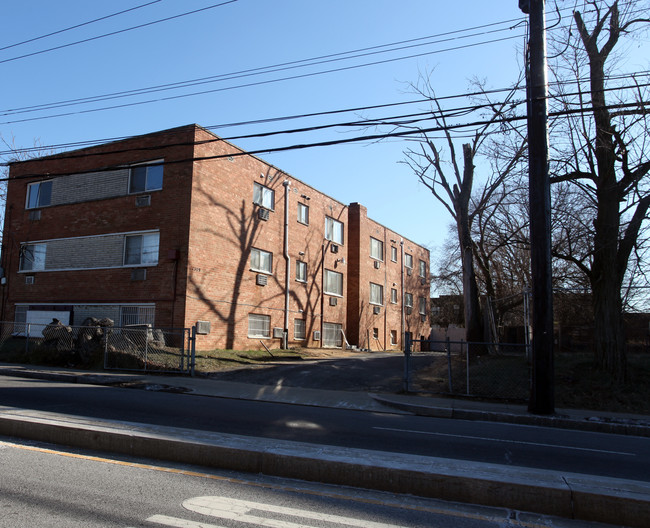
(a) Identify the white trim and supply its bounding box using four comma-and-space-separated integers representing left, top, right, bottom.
21, 229, 159, 246
15, 302, 155, 307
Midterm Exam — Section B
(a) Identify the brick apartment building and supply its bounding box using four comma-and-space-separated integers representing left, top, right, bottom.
0, 124, 430, 351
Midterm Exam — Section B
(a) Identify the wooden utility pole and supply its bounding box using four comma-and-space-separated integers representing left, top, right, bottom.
520, 0, 554, 414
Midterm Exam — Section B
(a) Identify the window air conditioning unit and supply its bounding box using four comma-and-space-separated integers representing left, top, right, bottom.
135, 195, 151, 207
273, 327, 284, 339
196, 320, 211, 335
258, 208, 270, 221
29, 210, 41, 221
313, 330, 321, 341
373, 306, 381, 315
407, 268, 412, 276
406, 307, 412, 315
329, 297, 338, 306
131, 268, 146, 281
330, 244, 339, 254
256, 274, 268, 286
25, 275, 35, 285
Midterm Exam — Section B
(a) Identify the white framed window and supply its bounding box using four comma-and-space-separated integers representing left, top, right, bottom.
26, 181, 52, 209
390, 330, 398, 345
372, 327, 379, 339
296, 260, 307, 282
324, 269, 343, 296
391, 246, 397, 262
129, 163, 163, 193
325, 216, 344, 245
248, 313, 270, 338
297, 202, 309, 225
124, 233, 159, 266
253, 182, 275, 210
251, 248, 273, 273
370, 237, 383, 261
370, 282, 383, 305
323, 322, 343, 347
405, 253, 413, 269
120, 306, 155, 327
391, 288, 397, 304
419, 259, 427, 278
19, 243, 46, 271
294, 319, 306, 340
419, 296, 427, 315
405, 292, 413, 308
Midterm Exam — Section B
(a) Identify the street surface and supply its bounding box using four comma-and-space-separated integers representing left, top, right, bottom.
0, 375, 649, 482
0, 436, 606, 527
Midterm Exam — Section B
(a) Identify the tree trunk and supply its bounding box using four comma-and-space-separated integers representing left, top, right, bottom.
457, 144, 484, 352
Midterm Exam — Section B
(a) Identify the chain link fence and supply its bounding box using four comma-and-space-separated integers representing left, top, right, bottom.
0, 320, 192, 374
404, 337, 530, 401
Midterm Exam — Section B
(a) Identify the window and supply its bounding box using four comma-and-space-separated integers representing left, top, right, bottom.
391, 246, 397, 262
419, 259, 427, 278
248, 314, 270, 338
323, 322, 342, 347
296, 260, 307, 282
419, 296, 427, 315
253, 182, 275, 210
390, 330, 398, 345
405, 253, 413, 269
372, 328, 379, 339
26, 181, 52, 209
120, 306, 155, 327
370, 237, 383, 261
391, 288, 397, 304
325, 216, 344, 245
297, 202, 309, 225
129, 163, 163, 193
369, 282, 383, 305
294, 319, 306, 340
124, 233, 159, 265
251, 248, 273, 273
405, 292, 413, 308
324, 269, 343, 296
19, 243, 46, 271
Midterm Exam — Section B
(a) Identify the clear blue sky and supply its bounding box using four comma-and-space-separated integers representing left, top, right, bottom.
1, 0, 530, 255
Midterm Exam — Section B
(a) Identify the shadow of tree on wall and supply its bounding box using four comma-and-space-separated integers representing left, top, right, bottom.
188, 169, 285, 349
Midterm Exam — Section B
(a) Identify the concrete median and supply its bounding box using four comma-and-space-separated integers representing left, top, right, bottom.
1, 408, 649, 526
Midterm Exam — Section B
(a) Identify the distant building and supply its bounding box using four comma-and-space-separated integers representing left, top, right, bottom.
1, 124, 430, 350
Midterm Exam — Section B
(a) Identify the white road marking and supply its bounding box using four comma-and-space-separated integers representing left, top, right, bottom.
147, 515, 226, 528
167, 495, 411, 528
373, 426, 636, 456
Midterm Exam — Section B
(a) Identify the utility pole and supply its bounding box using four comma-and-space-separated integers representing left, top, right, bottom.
520, 0, 554, 414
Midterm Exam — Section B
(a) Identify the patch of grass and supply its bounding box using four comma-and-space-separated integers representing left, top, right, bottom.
193, 348, 302, 372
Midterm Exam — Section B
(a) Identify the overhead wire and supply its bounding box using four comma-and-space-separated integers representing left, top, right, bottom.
0, 0, 239, 65
2, 98, 647, 177
0, 0, 165, 52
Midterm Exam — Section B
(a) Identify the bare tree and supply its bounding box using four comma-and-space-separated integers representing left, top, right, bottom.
547, 0, 650, 380
402, 75, 526, 347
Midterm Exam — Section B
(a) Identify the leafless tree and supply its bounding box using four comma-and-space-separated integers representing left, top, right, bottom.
402, 74, 526, 348
547, 0, 650, 380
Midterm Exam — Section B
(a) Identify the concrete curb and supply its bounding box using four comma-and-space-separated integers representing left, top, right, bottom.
0, 410, 649, 526
372, 395, 650, 438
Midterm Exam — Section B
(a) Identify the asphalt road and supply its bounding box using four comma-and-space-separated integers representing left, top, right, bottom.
1, 375, 649, 482
0, 437, 580, 528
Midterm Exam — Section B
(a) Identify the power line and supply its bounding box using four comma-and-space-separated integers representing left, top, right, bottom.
0, 1, 164, 52
3, 99, 647, 177
0, 1, 239, 65
3, 72, 647, 159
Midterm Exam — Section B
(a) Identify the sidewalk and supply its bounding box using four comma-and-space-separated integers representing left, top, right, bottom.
1, 362, 650, 527
2, 362, 650, 437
